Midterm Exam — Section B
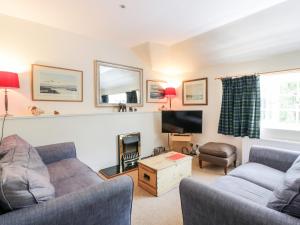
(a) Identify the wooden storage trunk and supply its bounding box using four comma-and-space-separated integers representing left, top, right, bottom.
138, 152, 192, 196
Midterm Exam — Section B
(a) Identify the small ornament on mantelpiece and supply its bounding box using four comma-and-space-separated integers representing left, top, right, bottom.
158, 104, 166, 111
118, 103, 127, 112
28, 106, 44, 116
54, 110, 60, 115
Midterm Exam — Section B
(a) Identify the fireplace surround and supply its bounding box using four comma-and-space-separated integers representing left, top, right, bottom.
118, 132, 141, 172
99, 132, 141, 178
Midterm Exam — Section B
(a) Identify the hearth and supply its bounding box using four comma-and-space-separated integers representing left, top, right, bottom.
118, 132, 141, 172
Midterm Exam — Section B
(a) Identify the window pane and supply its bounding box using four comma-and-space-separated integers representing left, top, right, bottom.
279, 111, 296, 123
280, 82, 297, 95
261, 111, 273, 122
280, 96, 297, 109
261, 71, 300, 130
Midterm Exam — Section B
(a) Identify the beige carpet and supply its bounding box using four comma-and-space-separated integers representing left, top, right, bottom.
127, 157, 230, 225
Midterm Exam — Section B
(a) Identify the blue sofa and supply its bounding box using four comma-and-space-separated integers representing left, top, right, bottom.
180, 146, 300, 225
0, 142, 134, 225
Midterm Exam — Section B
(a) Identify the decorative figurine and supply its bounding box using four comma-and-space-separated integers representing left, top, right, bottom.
118, 103, 127, 112
118, 103, 122, 112
54, 110, 60, 115
153, 146, 166, 156
28, 106, 44, 116
182, 143, 199, 156
158, 105, 166, 111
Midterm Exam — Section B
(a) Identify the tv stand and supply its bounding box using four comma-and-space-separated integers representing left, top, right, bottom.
172, 133, 191, 137
170, 133, 192, 142
169, 133, 192, 152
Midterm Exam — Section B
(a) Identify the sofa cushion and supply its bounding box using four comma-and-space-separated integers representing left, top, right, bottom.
213, 176, 273, 205
47, 158, 103, 197
47, 158, 93, 183
199, 142, 236, 158
267, 156, 300, 218
0, 135, 55, 211
229, 162, 285, 191
53, 173, 103, 197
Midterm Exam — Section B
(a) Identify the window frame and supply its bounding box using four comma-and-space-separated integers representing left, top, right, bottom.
260, 70, 300, 131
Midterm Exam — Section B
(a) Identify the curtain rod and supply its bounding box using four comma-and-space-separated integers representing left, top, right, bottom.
214, 67, 300, 80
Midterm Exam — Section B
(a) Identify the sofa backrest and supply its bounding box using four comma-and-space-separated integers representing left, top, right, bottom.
35, 142, 77, 165
249, 146, 300, 172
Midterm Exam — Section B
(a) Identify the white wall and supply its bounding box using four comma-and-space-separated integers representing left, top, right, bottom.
0, 14, 162, 115
135, 43, 300, 164
3, 112, 165, 171
133, 49, 300, 164
129, 3, 300, 162
144, 3, 300, 163
0, 14, 167, 171
170, 51, 300, 163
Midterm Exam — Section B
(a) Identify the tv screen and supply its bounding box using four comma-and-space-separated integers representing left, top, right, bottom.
162, 110, 202, 134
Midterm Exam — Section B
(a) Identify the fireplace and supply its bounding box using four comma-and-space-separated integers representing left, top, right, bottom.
118, 132, 141, 172
99, 132, 141, 178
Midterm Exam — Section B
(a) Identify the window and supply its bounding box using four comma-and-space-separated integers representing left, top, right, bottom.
108, 93, 127, 104
261, 70, 300, 131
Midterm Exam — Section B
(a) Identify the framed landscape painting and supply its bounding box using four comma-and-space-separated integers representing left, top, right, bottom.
146, 80, 167, 103
182, 78, 208, 105
32, 64, 83, 102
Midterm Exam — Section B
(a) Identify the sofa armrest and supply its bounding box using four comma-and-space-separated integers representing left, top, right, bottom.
249, 146, 300, 172
0, 176, 133, 225
179, 178, 299, 225
35, 142, 77, 164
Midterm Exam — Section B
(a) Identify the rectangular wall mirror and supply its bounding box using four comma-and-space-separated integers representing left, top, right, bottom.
94, 61, 143, 107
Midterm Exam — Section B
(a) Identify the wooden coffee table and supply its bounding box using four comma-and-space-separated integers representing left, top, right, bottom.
138, 151, 192, 196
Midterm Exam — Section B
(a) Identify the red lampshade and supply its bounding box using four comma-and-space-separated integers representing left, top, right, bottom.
164, 87, 176, 97
0, 71, 20, 88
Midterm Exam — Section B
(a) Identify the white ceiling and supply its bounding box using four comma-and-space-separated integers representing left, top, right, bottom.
170, 0, 300, 68
0, 0, 287, 47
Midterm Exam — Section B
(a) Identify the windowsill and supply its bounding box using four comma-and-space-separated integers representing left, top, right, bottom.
261, 126, 300, 132
259, 137, 300, 145
261, 127, 300, 143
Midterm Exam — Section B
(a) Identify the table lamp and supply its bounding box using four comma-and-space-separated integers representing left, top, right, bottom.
0, 71, 20, 115
164, 87, 176, 109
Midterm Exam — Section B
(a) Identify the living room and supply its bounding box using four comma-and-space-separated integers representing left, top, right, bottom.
0, 1, 300, 225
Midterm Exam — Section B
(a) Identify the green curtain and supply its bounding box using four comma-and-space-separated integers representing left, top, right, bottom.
218, 75, 260, 138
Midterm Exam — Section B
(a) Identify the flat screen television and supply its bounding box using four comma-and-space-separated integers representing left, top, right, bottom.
162, 110, 202, 134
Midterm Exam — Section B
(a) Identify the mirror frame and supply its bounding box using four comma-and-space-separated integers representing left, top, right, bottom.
94, 60, 143, 107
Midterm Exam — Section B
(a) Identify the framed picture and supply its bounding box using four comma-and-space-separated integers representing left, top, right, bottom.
182, 78, 208, 105
146, 80, 167, 103
32, 64, 83, 102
